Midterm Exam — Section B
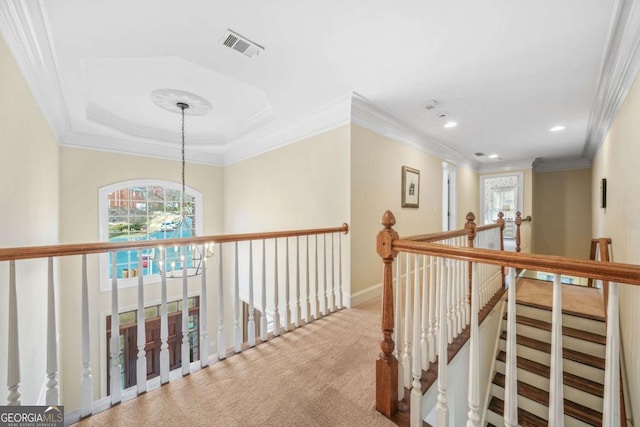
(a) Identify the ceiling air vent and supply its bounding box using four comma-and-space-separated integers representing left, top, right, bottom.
221, 29, 264, 58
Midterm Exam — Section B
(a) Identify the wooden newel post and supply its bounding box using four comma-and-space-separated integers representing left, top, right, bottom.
465, 212, 476, 303
376, 210, 400, 417
515, 211, 522, 253
497, 212, 506, 286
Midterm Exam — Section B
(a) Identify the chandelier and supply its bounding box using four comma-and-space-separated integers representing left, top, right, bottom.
149, 90, 214, 278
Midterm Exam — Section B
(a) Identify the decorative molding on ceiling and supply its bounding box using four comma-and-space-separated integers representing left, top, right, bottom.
222, 94, 352, 165
532, 157, 592, 172
584, 0, 640, 159
350, 93, 478, 170
86, 103, 225, 145
0, 0, 70, 141
477, 159, 535, 174
60, 132, 224, 166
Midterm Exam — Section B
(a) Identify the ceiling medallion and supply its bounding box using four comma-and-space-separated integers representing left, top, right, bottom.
151, 89, 212, 116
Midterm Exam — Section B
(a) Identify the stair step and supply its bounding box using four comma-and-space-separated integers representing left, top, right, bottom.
493, 373, 603, 426
487, 395, 547, 427
496, 351, 604, 398
499, 331, 605, 370
515, 303, 606, 335
504, 313, 606, 345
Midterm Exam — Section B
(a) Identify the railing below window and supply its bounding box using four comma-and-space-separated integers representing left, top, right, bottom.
1, 223, 348, 423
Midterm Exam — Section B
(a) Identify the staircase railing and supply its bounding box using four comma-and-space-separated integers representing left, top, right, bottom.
376, 211, 505, 422
1, 223, 348, 423
375, 210, 638, 426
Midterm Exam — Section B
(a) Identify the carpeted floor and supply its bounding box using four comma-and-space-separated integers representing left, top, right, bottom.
76, 298, 395, 427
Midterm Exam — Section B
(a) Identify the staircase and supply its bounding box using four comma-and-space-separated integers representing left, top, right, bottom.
485, 298, 606, 426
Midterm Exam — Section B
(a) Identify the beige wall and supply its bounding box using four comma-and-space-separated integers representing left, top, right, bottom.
58, 147, 224, 408
592, 72, 640, 423
456, 165, 480, 228
350, 124, 444, 298
223, 126, 350, 233
0, 35, 60, 404
532, 168, 592, 259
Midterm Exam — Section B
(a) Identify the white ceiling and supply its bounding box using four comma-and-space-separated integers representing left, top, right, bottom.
1, 0, 639, 170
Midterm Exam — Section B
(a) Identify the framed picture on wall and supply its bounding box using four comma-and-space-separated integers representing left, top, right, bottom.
402, 166, 420, 208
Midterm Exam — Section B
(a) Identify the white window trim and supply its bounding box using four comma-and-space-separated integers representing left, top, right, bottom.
98, 179, 204, 292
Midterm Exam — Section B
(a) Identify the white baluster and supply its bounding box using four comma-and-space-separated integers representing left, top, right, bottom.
295, 236, 301, 327
447, 256, 454, 344
305, 236, 311, 322
464, 249, 471, 327
160, 248, 170, 381
80, 255, 93, 416
323, 234, 329, 315
7, 260, 20, 405
284, 238, 291, 332
181, 247, 190, 375
330, 233, 335, 312
233, 242, 242, 352
338, 232, 343, 309
260, 240, 268, 341
411, 254, 423, 427
421, 255, 428, 371
403, 253, 413, 389
504, 267, 518, 427
46, 258, 59, 404
395, 252, 404, 399
435, 257, 449, 426
200, 246, 209, 366
248, 241, 256, 347
217, 243, 226, 360
136, 251, 147, 393
314, 235, 321, 319
110, 252, 121, 404
466, 263, 480, 427
549, 273, 564, 425
273, 239, 281, 336
428, 256, 437, 363
602, 282, 621, 426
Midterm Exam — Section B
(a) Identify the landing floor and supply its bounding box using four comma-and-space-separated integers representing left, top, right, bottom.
516, 277, 606, 320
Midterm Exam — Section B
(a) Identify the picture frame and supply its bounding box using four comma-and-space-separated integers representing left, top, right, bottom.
601, 178, 607, 209
401, 166, 420, 208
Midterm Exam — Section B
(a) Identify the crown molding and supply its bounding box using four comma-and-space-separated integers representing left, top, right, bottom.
0, 0, 70, 141
350, 93, 478, 170
477, 159, 535, 174
584, 0, 640, 159
222, 94, 351, 165
61, 132, 224, 166
532, 157, 592, 172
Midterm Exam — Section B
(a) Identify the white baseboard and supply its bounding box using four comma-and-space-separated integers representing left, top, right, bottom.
346, 283, 382, 308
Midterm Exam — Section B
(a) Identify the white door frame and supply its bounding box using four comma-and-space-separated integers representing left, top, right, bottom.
442, 163, 457, 231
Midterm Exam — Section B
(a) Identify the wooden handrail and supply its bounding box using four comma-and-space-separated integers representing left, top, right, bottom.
0, 223, 349, 262
391, 240, 640, 286
404, 228, 469, 242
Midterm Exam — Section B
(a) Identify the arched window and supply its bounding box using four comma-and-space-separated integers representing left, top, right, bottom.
99, 180, 203, 290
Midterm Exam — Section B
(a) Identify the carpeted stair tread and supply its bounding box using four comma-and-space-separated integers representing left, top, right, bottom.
493, 373, 602, 426
503, 313, 606, 345
514, 299, 605, 322
496, 351, 604, 397
500, 331, 605, 370
487, 396, 547, 427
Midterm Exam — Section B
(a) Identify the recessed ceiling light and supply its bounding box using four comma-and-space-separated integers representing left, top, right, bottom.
444, 121, 458, 128
488, 154, 499, 159
550, 125, 566, 132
